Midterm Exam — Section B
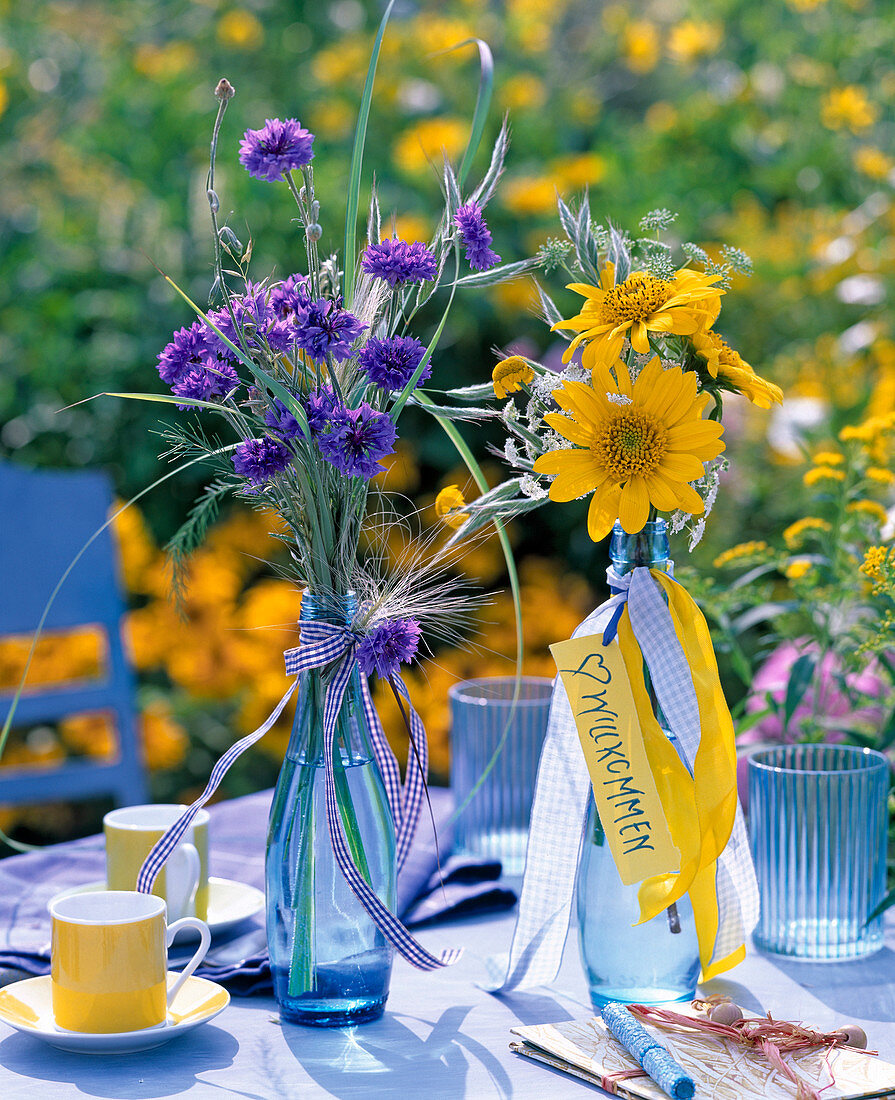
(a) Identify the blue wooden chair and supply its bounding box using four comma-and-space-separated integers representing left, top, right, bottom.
0, 461, 147, 807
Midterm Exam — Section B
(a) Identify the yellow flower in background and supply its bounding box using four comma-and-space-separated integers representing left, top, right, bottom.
861, 545, 889, 581
380, 214, 430, 245
847, 500, 889, 524
569, 88, 602, 124
133, 42, 197, 80
217, 10, 264, 49
821, 86, 877, 132
312, 100, 354, 139
867, 466, 895, 484
691, 331, 783, 409
373, 440, 421, 493
623, 21, 660, 74
804, 465, 846, 485
434, 485, 468, 528
550, 152, 607, 190
556, 263, 723, 365
59, 713, 117, 760
501, 175, 557, 216
140, 703, 188, 771
534, 357, 725, 539
713, 541, 771, 568
490, 278, 538, 315
393, 117, 467, 174
854, 146, 894, 180
668, 21, 722, 64
785, 559, 813, 580
812, 450, 844, 465
787, 0, 827, 9
311, 39, 369, 86
500, 73, 547, 112
645, 102, 678, 133
492, 356, 534, 398
783, 517, 831, 546
0, 80, 7, 119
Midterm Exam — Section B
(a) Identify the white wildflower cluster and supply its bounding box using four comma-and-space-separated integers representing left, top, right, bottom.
670, 457, 729, 548
607, 392, 633, 405
504, 439, 520, 465
519, 474, 549, 500
530, 372, 560, 402
687, 518, 706, 552
501, 398, 520, 422
639, 208, 678, 232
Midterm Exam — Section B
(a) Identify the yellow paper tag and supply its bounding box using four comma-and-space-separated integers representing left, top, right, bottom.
551, 632, 680, 885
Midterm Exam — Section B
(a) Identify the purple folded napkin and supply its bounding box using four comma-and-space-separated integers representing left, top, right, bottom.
0, 786, 515, 996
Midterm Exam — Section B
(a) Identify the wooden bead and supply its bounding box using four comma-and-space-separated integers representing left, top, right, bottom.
833, 1025, 867, 1049
708, 1003, 743, 1026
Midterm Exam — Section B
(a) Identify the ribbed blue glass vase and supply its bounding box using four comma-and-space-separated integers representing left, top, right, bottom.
265, 591, 396, 1026
576, 520, 701, 1008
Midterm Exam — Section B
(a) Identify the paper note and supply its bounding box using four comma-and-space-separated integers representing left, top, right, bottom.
551, 633, 679, 885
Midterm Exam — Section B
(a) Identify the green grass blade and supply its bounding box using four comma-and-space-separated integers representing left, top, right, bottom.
414, 391, 525, 824
0, 445, 238, 853
456, 38, 494, 188
343, 0, 396, 307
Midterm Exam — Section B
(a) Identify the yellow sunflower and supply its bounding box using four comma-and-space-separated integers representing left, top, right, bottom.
553, 262, 724, 366
533, 356, 725, 540
691, 330, 783, 409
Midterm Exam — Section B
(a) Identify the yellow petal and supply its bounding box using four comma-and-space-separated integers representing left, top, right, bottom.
630, 321, 651, 353
665, 420, 725, 450
542, 411, 593, 447
618, 477, 651, 533
545, 454, 605, 502
555, 380, 611, 425
658, 452, 707, 482
587, 483, 622, 542
642, 472, 680, 511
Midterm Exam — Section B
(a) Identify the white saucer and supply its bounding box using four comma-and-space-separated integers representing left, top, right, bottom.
0, 973, 229, 1053
48, 877, 264, 938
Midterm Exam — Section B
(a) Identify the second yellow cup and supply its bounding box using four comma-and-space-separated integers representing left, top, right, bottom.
104, 805, 209, 921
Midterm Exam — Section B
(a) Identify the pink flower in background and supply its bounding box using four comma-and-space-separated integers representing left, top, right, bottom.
742, 639, 889, 745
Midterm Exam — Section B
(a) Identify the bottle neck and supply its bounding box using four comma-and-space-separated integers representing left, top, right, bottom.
300, 590, 358, 627
609, 519, 671, 577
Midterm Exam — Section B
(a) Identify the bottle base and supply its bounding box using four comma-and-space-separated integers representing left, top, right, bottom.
277, 995, 387, 1027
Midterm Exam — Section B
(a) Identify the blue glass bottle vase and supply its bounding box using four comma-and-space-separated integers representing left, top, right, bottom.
576, 520, 701, 1009
265, 592, 396, 1026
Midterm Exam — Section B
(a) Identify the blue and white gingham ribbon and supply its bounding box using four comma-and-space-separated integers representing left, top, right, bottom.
484, 565, 758, 992
137, 620, 460, 971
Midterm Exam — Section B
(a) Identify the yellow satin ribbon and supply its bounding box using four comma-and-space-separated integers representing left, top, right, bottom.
616, 569, 740, 980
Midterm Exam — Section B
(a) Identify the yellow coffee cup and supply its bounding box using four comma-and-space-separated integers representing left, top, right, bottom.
49, 890, 211, 1033
104, 805, 210, 921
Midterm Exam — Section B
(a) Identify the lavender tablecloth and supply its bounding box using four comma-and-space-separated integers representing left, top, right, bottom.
0, 787, 515, 994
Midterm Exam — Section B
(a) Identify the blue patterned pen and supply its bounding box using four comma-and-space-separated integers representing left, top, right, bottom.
601, 1002, 696, 1099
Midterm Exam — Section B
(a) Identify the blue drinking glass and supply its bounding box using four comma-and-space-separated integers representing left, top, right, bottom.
748, 743, 889, 960
449, 677, 553, 875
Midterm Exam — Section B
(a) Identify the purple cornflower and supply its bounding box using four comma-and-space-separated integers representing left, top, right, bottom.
232, 436, 292, 485
172, 357, 239, 408
238, 118, 314, 182
361, 239, 437, 287
356, 618, 422, 679
357, 336, 430, 391
292, 297, 365, 362
157, 322, 213, 387
206, 283, 275, 353
305, 386, 338, 434
270, 273, 309, 319
455, 202, 500, 272
264, 398, 304, 441
317, 402, 396, 479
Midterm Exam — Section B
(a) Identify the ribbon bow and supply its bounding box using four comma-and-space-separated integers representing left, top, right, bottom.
485, 566, 758, 993
137, 619, 460, 971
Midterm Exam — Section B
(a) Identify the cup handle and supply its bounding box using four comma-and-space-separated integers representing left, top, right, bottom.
165, 917, 211, 1007
168, 842, 200, 920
